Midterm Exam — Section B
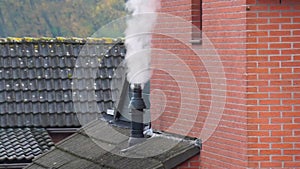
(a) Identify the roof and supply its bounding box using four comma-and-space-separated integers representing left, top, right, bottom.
25, 119, 201, 169
0, 128, 54, 163
0, 37, 126, 128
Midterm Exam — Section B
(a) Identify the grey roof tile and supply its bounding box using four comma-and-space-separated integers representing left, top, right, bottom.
0, 39, 125, 127
0, 127, 54, 163
25, 119, 201, 169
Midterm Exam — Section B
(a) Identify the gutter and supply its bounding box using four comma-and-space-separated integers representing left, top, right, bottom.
0, 163, 29, 169
46, 128, 79, 133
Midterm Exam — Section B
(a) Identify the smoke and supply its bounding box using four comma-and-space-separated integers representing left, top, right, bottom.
125, 0, 160, 86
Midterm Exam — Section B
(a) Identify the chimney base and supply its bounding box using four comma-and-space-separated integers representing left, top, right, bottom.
128, 137, 146, 147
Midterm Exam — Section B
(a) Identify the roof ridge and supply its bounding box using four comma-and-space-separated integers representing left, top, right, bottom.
0, 37, 125, 44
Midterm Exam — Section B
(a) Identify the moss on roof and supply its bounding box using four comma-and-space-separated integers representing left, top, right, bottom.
0, 37, 124, 44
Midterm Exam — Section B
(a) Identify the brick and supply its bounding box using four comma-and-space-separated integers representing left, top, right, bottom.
246, 49, 257, 55
247, 74, 258, 80
259, 74, 280, 80
258, 24, 279, 30
270, 43, 291, 48
260, 150, 281, 155
247, 68, 269, 73
247, 124, 258, 130
245, 62, 257, 68
258, 12, 280, 17
247, 31, 268, 37
272, 118, 293, 123
259, 37, 280, 43
247, 149, 259, 155
259, 87, 281, 92
247, 25, 257, 31
261, 162, 282, 168
284, 150, 300, 155
247, 43, 268, 48
248, 131, 269, 136
248, 156, 269, 161
270, 106, 292, 111
270, 80, 291, 85
256, 0, 280, 4
272, 144, 293, 149
260, 137, 281, 143
248, 106, 269, 111
247, 56, 268, 61
272, 156, 293, 161
259, 100, 280, 105
271, 131, 292, 136
294, 80, 300, 85
282, 12, 300, 17
294, 68, 300, 72
284, 124, 300, 130
295, 107, 300, 112
270, 55, 291, 61
270, 18, 291, 23
270, 68, 292, 73
294, 30, 300, 35
269, 30, 291, 36
248, 143, 270, 149
189, 161, 200, 167
282, 37, 300, 42
248, 162, 259, 168
260, 124, 281, 130
282, 50, 300, 55
282, 86, 300, 92
270, 5, 292, 11
247, 87, 257, 92
259, 112, 280, 117
285, 162, 300, 167
283, 137, 300, 142
294, 43, 300, 48
282, 74, 300, 79
281, 61, 300, 67
248, 137, 258, 142
283, 100, 300, 105
247, 18, 268, 24
247, 37, 257, 42
247, 112, 258, 118
248, 93, 268, 98
259, 49, 280, 55
258, 61, 279, 67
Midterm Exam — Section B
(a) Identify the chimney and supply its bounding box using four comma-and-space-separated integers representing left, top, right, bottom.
128, 83, 146, 146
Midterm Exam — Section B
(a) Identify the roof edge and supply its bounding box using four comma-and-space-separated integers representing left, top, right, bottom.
162, 144, 200, 169
0, 163, 30, 169
0, 37, 125, 44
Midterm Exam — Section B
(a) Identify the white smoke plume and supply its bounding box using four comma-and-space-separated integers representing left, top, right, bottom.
125, 0, 160, 86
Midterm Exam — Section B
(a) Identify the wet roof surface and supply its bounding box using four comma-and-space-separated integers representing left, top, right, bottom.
25, 119, 201, 169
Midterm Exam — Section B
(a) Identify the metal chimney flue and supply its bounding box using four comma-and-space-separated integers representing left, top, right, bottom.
128, 83, 146, 146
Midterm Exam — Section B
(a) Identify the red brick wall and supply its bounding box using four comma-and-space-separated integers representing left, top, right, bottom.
177, 155, 201, 169
246, 0, 300, 168
151, 0, 300, 168
151, 0, 248, 168
198, 0, 248, 168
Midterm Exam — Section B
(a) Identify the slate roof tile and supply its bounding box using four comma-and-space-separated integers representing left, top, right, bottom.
0, 38, 125, 128
25, 119, 201, 169
0, 127, 54, 163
